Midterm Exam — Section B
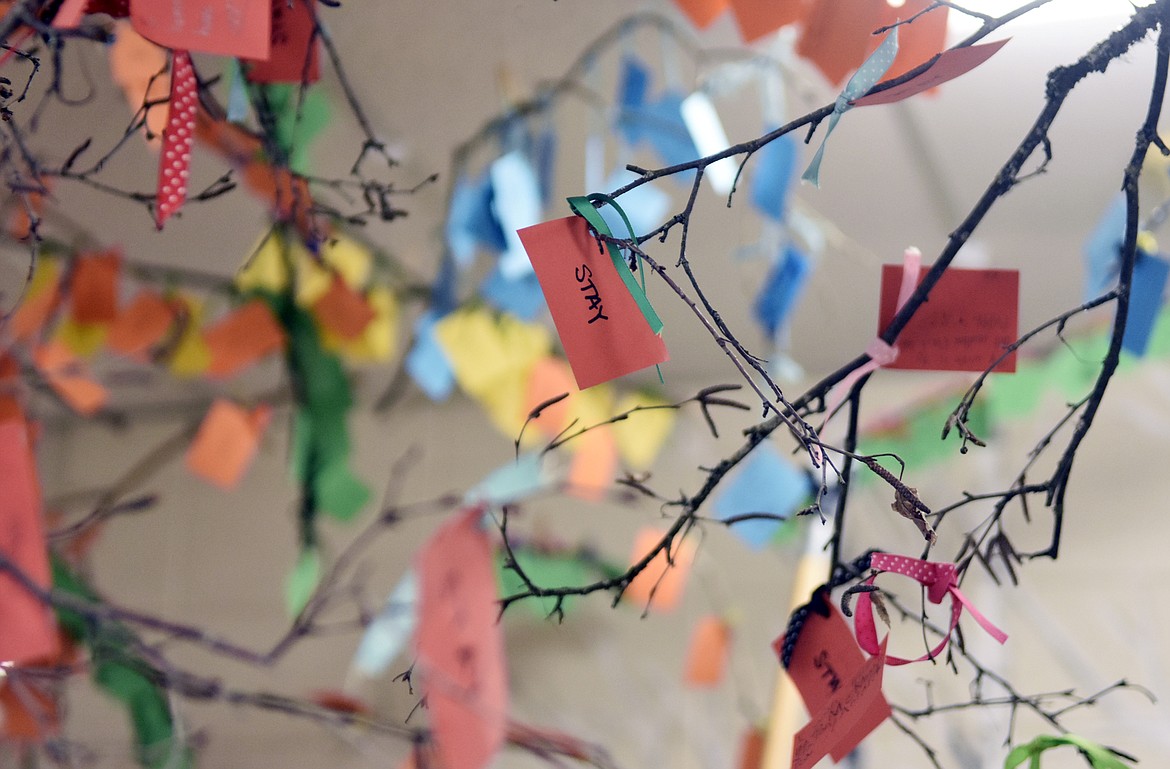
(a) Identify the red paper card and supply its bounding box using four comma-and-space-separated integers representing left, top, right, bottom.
106, 290, 177, 359
185, 399, 270, 489
853, 39, 1009, 107
202, 299, 286, 379
684, 615, 731, 687
673, 0, 729, 30
878, 264, 1019, 372
624, 526, 696, 612
70, 251, 120, 325
415, 508, 507, 769
244, 0, 320, 83
33, 342, 108, 415
517, 216, 668, 390
129, 0, 271, 58
729, 0, 808, 43
312, 276, 375, 340
792, 642, 888, 769
776, 603, 890, 762
0, 420, 60, 666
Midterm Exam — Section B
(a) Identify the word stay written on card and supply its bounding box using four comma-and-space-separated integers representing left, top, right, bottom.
776, 600, 890, 767
878, 264, 1019, 372
518, 216, 668, 389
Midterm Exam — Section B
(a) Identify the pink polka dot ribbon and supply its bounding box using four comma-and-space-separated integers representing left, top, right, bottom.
854, 552, 1008, 666
155, 50, 197, 230
822, 247, 922, 427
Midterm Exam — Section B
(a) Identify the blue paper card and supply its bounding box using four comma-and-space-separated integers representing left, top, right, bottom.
405, 311, 455, 401
352, 570, 417, 677
753, 245, 812, 339
713, 443, 811, 549
490, 151, 544, 279
602, 169, 670, 238
480, 265, 547, 321
750, 132, 798, 221
1083, 193, 1126, 301
446, 171, 508, 268
616, 56, 651, 145
1122, 252, 1170, 357
636, 91, 700, 169
465, 453, 550, 506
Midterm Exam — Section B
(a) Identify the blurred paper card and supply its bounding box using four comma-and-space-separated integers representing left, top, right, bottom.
878, 265, 1019, 372
714, 442, 808, 548
491, 151, 543, 279
70, 251, 120, 324
624, 526, 696, 612
683, 615, 731, 687
518, 216, 668, 389
0, 420, 60, 666
728, 0, 807, 43
415, 508, 507, 769
1122, 252, 1170, 357
34, 342, 107, 415
203, 300, 286, 378
753, 245, 812, 339
244, 0, 319, 83
750, 133, 798, 221
681, 92, 737, 195
674, 0, 728, 29
186, 399, 271, 489
106, 291, 176, 359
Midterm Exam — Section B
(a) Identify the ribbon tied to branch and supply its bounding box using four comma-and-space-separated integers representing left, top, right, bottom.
855, 552, 1007, 666
822, 246, 921, 426
801, 27, 899, 188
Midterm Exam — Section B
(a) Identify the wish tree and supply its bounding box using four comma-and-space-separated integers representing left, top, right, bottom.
0, 1, 1168, 768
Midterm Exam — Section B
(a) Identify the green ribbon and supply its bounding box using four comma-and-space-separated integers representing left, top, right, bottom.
1004, 735, 1134, 769
567, 194, 664, 335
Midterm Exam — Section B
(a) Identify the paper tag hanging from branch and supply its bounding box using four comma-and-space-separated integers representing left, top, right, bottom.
517, 195, 668, 389
155, 50, 197, 229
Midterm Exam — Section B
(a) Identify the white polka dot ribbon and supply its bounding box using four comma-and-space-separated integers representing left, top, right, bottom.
821, 246, 922, 428
801, 26, 899, 188
155, 50, 197, 230
855, 552, 1008, 666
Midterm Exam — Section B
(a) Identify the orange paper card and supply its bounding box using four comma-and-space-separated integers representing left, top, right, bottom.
0, 420, 60, 666
69, 251, 120, 325
624, 526, 696, 612
106, 290, 177, 359
312, 275, 375, 340
33, 342, 107, 415
736, 726, 766, 769
729, 0, 808, 43
566, 426, 617, 502
202, 300, 286, 379
9, 266, 60, 344
517, 216, 668, 390
796, 0, 885, 86
129, 0, 271, 58
684, 615, 731, 686
674, 0, 729, 29
777, 603, 890, 764
244, 0, 320, 83
415, 508, 507, 769
185, 399, 271, 489
878, 0, 949, 81
878, 264, 1019, 372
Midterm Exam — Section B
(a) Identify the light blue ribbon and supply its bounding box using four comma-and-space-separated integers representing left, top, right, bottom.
802, 27, 900, 188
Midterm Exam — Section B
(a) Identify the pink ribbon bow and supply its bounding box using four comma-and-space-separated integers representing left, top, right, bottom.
855, 552, 1007, 666
822, 247, 922, 426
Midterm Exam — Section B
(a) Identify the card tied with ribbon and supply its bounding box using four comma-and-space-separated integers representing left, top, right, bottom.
854, 552, 1007, 666
517, 195, 668, 389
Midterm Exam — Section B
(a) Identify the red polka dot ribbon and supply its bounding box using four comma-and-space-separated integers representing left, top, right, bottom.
854, 552, 1008, 666
155, 50, 197, 230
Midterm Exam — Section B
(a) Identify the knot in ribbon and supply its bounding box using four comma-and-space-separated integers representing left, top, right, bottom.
822, 247, 921, 426
802, 27, 899, 188
855, 552, 1008, 666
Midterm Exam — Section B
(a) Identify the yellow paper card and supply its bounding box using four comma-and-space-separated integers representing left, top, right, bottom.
613, 392, 676, 470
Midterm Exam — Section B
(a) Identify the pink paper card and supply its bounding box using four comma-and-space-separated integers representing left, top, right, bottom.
777, 603, 890, 762
878, 264, 1019, 372
517, 216, 668, 390
0, 420, 60, 666
415, 508, 507, 769
130, 0, 271, 59
852, 39, 1009, 107
792, 642, 888, 769
244, 0, 320, 84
